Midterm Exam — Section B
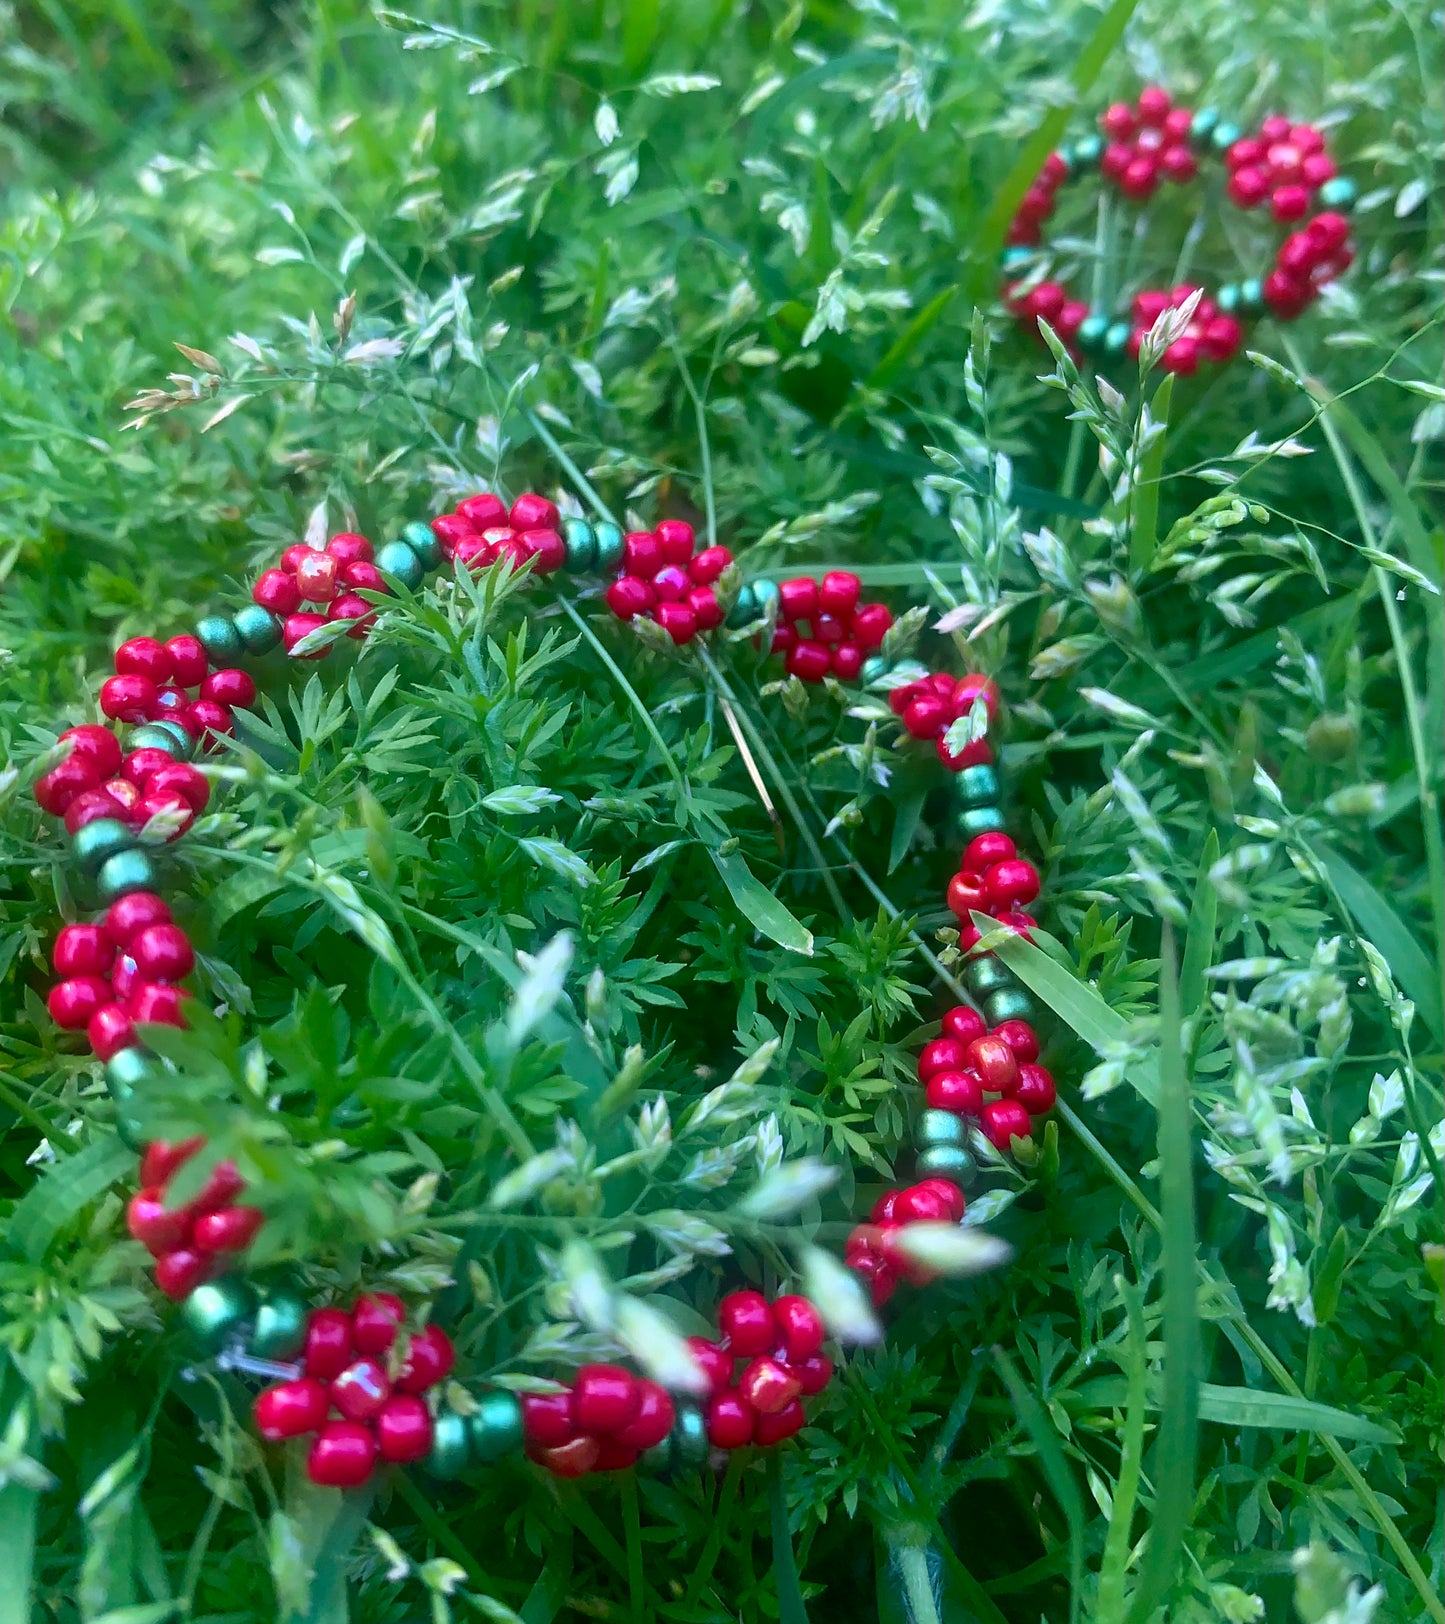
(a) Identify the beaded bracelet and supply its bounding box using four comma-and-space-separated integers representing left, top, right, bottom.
30, 490, 1058, 1488
1002, 86, 1357, 374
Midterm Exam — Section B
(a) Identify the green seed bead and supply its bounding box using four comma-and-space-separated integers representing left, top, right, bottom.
402, 520, 443, 569
958, 805, 1008, 840
1239, 277, 1265, 315
425, 1411, 473, 1480
1077, 313, 1109, 351
561, 517, 597, 573
593, 521, 625, 572
233, 604, 283, 655
954, 764, 1001, 808
751, 578, 780, 615
641, 1437, 674, 1475
72, 818, 135, 871
127, 724, 185, 758
180, 1277, 258, 1353
153, 720, 194, 758
196, 615, 244, 665
725, 583, 758, 628
1103, 320, 1132, 356
97, 847, 158, 903
375, 540, 424, 591
1319, 176, 1356, 210
671, 1402, 709, 1468
861, 655, 890, 684
468, 1390, 524, 1463
919, 1108, 968, 1150
1190, 107, 1220, 142
917, 1144, 977, 1183
1216, 283, 1241, 314
106, 1046, 156, 1095
104, 1052, 147, 1148
248, 1288, 310, 1360
1071, 133, 1103, 170
985, 987, 1038, 1027
966, 955, 1013, 998
1210, 120, 1242, 153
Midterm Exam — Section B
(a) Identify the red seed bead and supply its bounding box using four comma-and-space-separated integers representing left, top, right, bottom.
572, 1365, 641, 1435
1136, 85, 1171, 126
1162, 107, 1194, 141
48, 976, 110, 1031
120, 748, 172, 788
1016, 185, 1054, 224
130, 922, 194, 982
141, 1137, 203, 1187
777, 577, 818, 623
1039, 151, 1069, 188
917, 1036, 966, 1082
60, 724, 123, 779
773, 1295, 825, 1363
307, 1421, 377, 1488
1101, 141, 1132, 181
519, 527, 566, 574
115, 637, 174, 684
615, 1381, 675, 1450
329, 595, 375, 639
104, 891, 170, 948
892, 1182, 953, 1222
1160, 145, 1197, 183
149, 764, 210, 815
1271, 184, 1311, 223
952, 673, 1000, 722
1227, 167, 1269, 208
1057, 300, 1089, 340
99, 675, 157, 723
327, 532, 373, 566
63, 788, 125, 833
186, 700, 233, 750
294, 551, 341, 604
990, 1019, 1040, 1063
966, 1034, 1021, 1096
87, 1004, 135, 1060
430, 514, 475, 557
964, 832, 1015, 870
651, 563, 690, 603
718, 1289, 775, 1356
813, 613, 847, 645
280, 543, 317, 573
1263, 269, 1311, 317
686, 1337, 734, 1396
940, 1006, 986, 1046
1265, 141, 1304, 183
342, 559, 386, 593
1119, 157, 1158, 200
817, 571, 861, 615
981, 1098, 1033, 1151
1201, 316, 1244, 362
282, 613, 329, 657
304, 1308, 354, 1380
200, 669, 257, 711
851, 602, 892, 649
255, 1377, 330, 1441
34, 755, 100, 817
1301, 151, 1336, 186
1291, 123, 1325, 154
688, 586, 724, 631
253, 569, 301, 615
902, 694, 948, 740
165, 709, 204, 743
149, 686, 192, 726
510, 493, 559, 531
534, 1436, 601, 1477
657, 602, 699, 645
654, 517, 694, 564
111, 953, 141, 1003
458, 492, 508, 528
154, 1249, 213, 1301
588, 1436, 638, 1473
739, 1356, 802, 1416
796, 1354, 833, 1396
1021, 280, 1065, 323
1307, 212, 1351, 252
925, 1069, 985, 1116
396, 1324, 456, 1394
1226, 137, 1263, 171
166, 636, 209, 687
1015, 1062, 1058, 1115
689, 545, 731, 585
946, 871, 990, 920
605, 577, 653, 620
129, 983, 188, 1026
785, 640, 832, 682
376, 1394, 434, 1463
832, 642, 863, 681
706, 1391, 755, 1449
1162, 336, 1200, 375
1260, 114, 1292, 143
522, 1391, 577, 1446
192, 1205, 264, 1253
622, 531, 663, 577
985, 858, 1040, 907
916, 1178, 966, 1221
52, 924, 112, 978
1100, 102, 1137, 139
331, 1356, 392, 1422
351, 1292, 406, 1354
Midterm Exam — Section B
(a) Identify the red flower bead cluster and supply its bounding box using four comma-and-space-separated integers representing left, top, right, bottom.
520, 1363, 678, 1478
253, 1295, 456, 1487
429, 492, 566, 579
36, 724, 211, 840
257, 530, 394, 654
690, 1291, 833, 1450
604, 519, 732, 647
47, 890, 195, 1062
767, 572, 893, 683
945, 831, 1040, 946
96, 640, 252, 747
1261, 211, 1354, 319
1121, 286, 1244, 374
886, 670, 998, 770
1224, 116, 1338, 221
1098, 87, 1201, 201
917, 1004, 1056, 1149
126, 1137, 260, 1300
845, 1178, 967, 1306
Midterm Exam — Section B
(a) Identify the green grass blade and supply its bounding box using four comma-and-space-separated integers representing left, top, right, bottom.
1179, 829, 1220, 1016
711, 847, 815, 955
1096, 1284, 1150, 1617
1130, 371, 1174, 574
0, 1482, 39, 1624
1077, 1377, 1398, 1443
769, 1454, 810, 1624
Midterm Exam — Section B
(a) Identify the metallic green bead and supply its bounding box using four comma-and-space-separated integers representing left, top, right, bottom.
1319, 176, 1356, 210
106, 1046, 156, 1094
233, 604, 282, 655
561, 517, 597, 572
726, 583, 758, 628
248, 1289, 310, 1360
1077, 313, 1109, 351
402, 520, 443, 569
72, 818, 135, 871
917, 1144, 977, 1183
1190, 107, 1219, 142
1217, 283, 1241, 314
861, 655, 889, 684
425, 1411, 473, 1480
97, 847, 158, 903
468, 1390, 524, 1463
153, 720, 194, 758
593, 521, 625, 571
751, 578, 780, 615
1000, 246, 1037, 273
1210, 120, 1242, 152
104, 1053, 146, 1148
919, 1108, 967, 1150
641, 1437, 674, 1475
127, 724, 185, 758
958, 805, 1008, 840
1103, 320, 1132, 356
671, 1402, 709, 1468
1239, 277, 1265, 315
966, 955, 1013, 998
196, 615, 244, 665
954, 764, 1000, 808
1071, 133, 1103, 170
375, 540, 424, 591
180, 1277, 258, 1353
985, 987, 1038, 1027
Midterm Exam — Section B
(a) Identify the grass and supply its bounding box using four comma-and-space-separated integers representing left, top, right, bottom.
0, 1, 1441, 1621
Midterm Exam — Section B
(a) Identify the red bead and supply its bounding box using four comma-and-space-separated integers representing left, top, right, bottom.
1162, 107, 1194, 141
739, 1356, 802, 1416
785, 640, 831, 682
64, 785, 125, 833
772, 1295, 825, 1363
796, 1354, 833, 1396
985, 858, 1040, 907
126, 1185, 191, 1256
812, 613, 847, 645
458, 493, 508, 528
327, 532, 373, 565
397, 1324, 456, 1393
777, 577, 818, 623
183, 1158, 245, 1214
154, 1249, 212, 1301
129, 983, 188, 1026
187, 699, 233, 747
916, 1178, 966, 1222
1307, 211, 1351, 252
1226, 139, 1262, 169
687, 545, 730, 585
60, 724, 123, 778
253, 569, 301, 615
519, 527, 565, 574
129, 922, 193, 982
951, 673, 1000, 722
87, 1004, 135, 1060
166, 637, 209, 687
832, 642, 863, 681
771, 625, 797, 655
1278, 232, 1318, 277
718, 1289, 775, 1356
706, 1391, 755, 1449
148, 685, 191, 725
255, 1377, 330, 1441
615, 1381, 675, 1450
280, 543, 317, 573
1227, 167, 1269, 208
1160, 145, 1197, 183
533, 1437, 600, 1478
902, 694, 948, 740
1136, 86, 1171, 126
892, 1183, 953, 1222
1260, 114, 1292, 143
282, 613, 329, 657
1100, 141, 1132, 181
119, 748, 171, 788
115, 637, 174, 684
917, 1037, 966, 1083
522, 1391, 577, 1446
376, 1395, 434, 1463
430, 514, 475, 557
990, 1019, 1039, 1062
963, 833, 1014, 871
1271, 184, 1310, 223
925, 1069, 984, 1115
304, 1307, 354, 1380
192, 1205, 264, 1253
307, 1421, 377, 1488
1265, 141, 1303, 183
941, 1005, 987, 1045
653, 517, 694, 563
1262, 269, 1311, 317
981, 1098, 1033, 1151
1162, 336, 1200, 375
1015, 1062, 1058, 1115
141, 1137, 202, 1186
342, 559, 386, 593
755, 1401, 807, 1447
946, 871, 989, 920
1119, 158, 1158, 200
622, 531, 664, 577
686, 1337, 734, 1395
1100, 102, 1136, 139
295, 552, 341, 604
104, 891, 170, 947
52, 924, 113, 978
1021, 280, 1065, 324
329, 595, 375, 638
111, 952, 141, 1003
201, 668, 257, 710
1291, 124, 1325, 154
148, 764, 209, 814
1057, 300, 1089, 340
1015, 185, 1054, 224
510, 493, 558, 531
34, 756, 100, 817
1301, 151, 1336, 186
656, 602, 699, 645
330, 1356, 392, 1422
351, 1292, 406, 1354
651, 563, 690, 602
688, 586, 724, 631
1039, 151, 1069, 188
605, 577, 653, 620
850, 602, 891, 650
1006, 217, 1041, 247
100, 675, 157, 723
869, 1193, 899, 1224
1200, 316, 1243, 362
572, 1365, 640, 1435
966, 1035, 1021, 1096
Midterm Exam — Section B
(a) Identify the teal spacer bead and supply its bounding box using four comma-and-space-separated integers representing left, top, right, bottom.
72, 818, 135, 871
1190, 107, 1220, 142
985, 987, 1038, 1028
106, 1046, 156, 1094
725, 583, 758, 628
1239, 277, 1265, 315
180, 1277, 258, 1354
593, 521, 625, 572
641, 1436, 674, 1476
861, 655, 890, 684
425, 1411, 473, 1480
958, 805, 1008, 840
104, 1055, 145, 1148
919, 1107, 968, 1150
1210, 120, 1242, 152
402, 520, 443, 569
965, 954, 1013, 998
917, 1144, 977, 1183
1000, 246, 1038, 273
1103, 320, 1132, 356
248, 1289, 310, 1361
97, 847, 159, 903
1077, 313, 1109, 351
1217, 283, 1241, 314
561, 517, 597, 573
954, 764, 1000, 808
152, 719, 194, 758
196, 615, 244, 666
672, 1402, 709, 1468
1318, 176, 1356, 210
468, 1390, 524, 1463
127, 724, 186, 758
375, 539, 424, 591
233, 604, 283, 655
1072, 133, 1104, 169
751, 578, 780, 615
